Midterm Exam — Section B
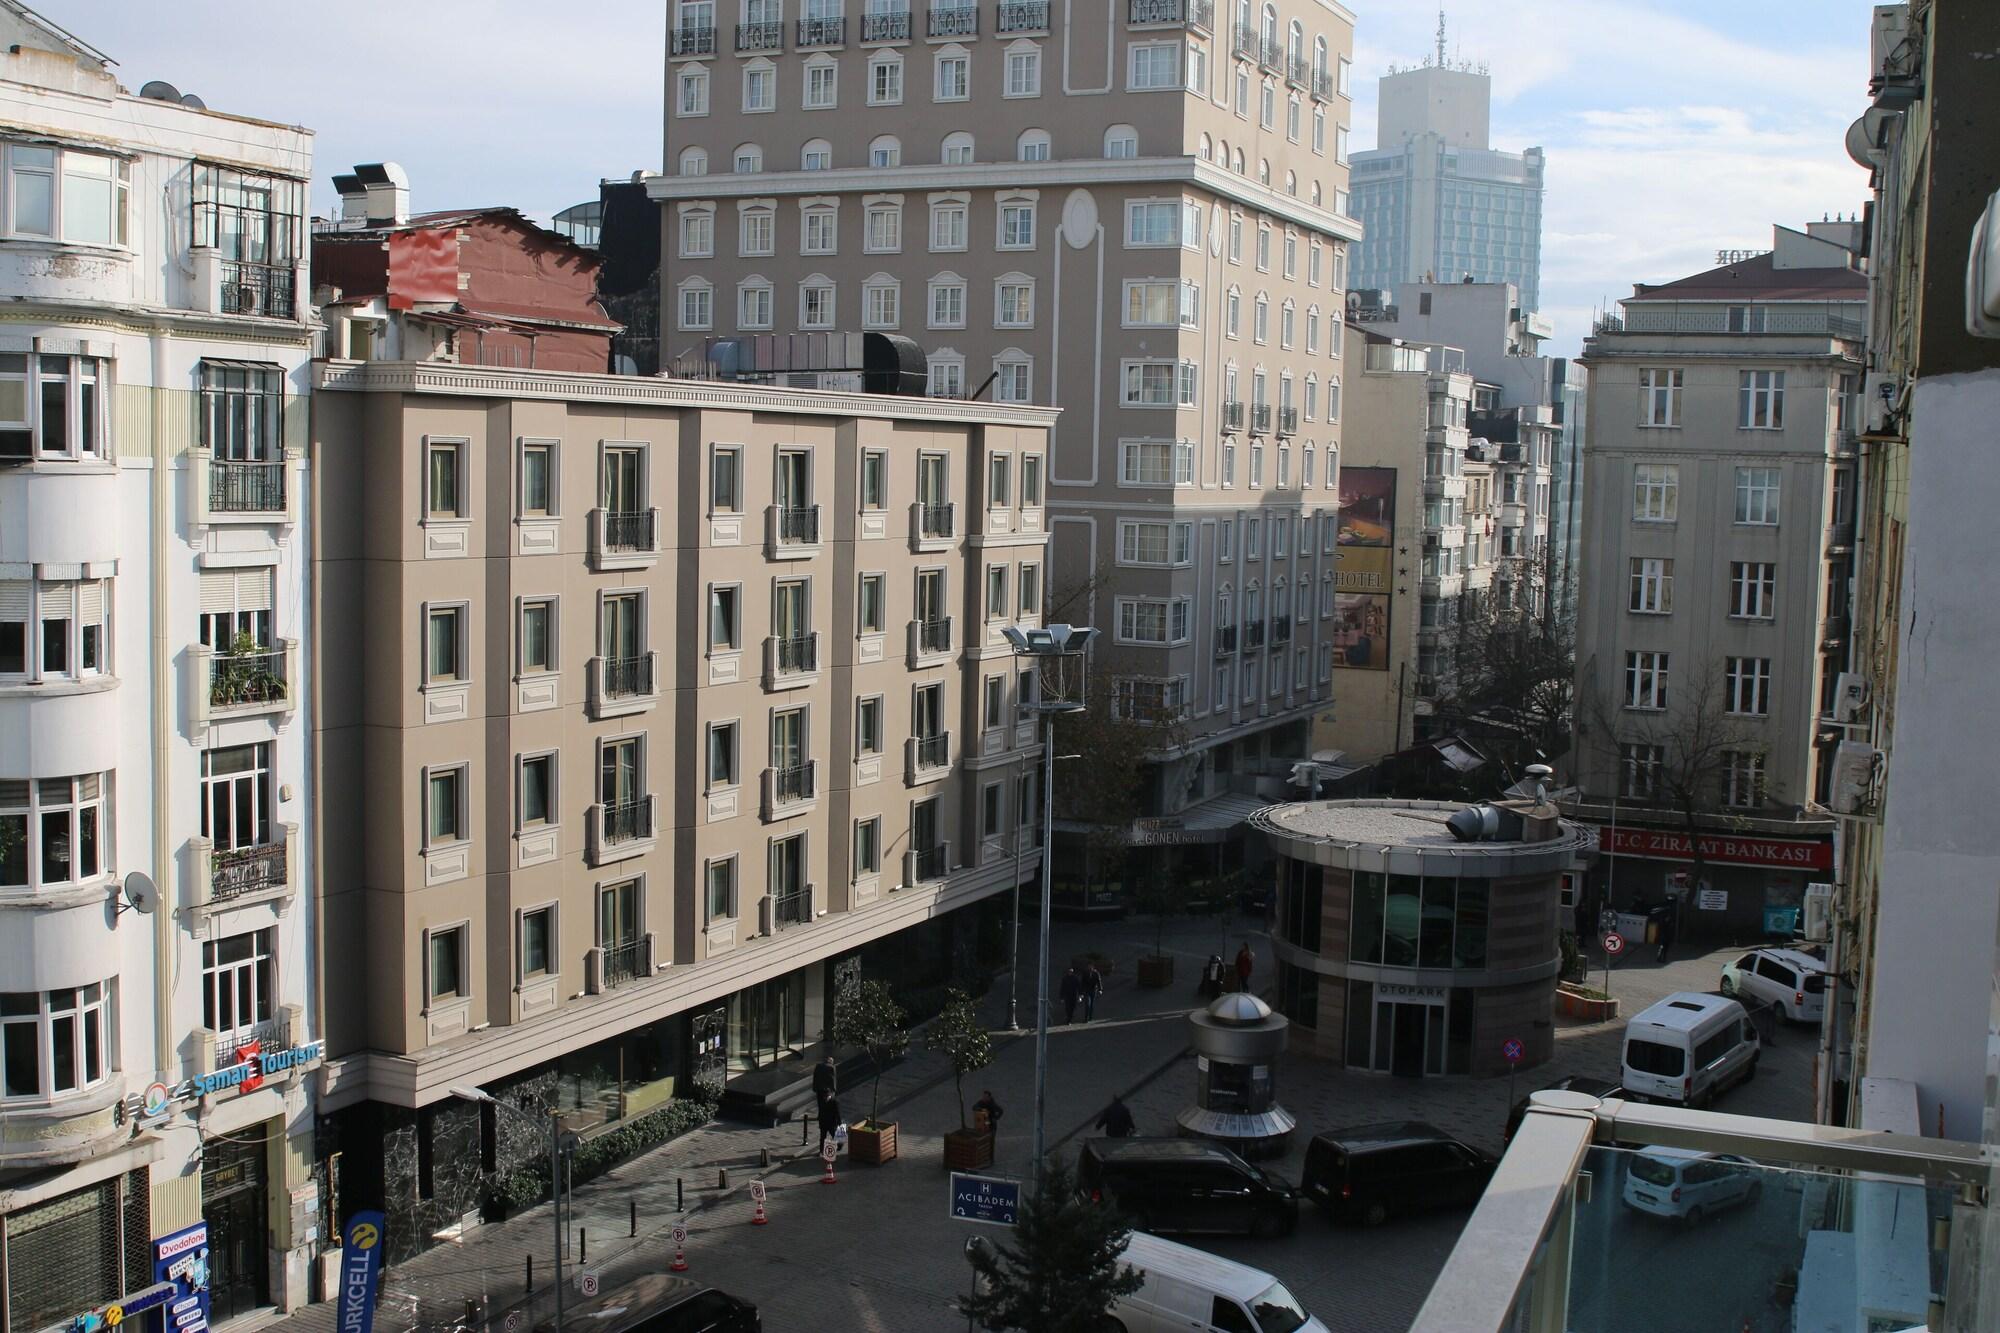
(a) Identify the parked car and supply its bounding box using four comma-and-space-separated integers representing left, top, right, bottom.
1300, 1122, 1496, 1226
1620, 1148, 1763, 1225
1077, 1137, 1299, 1237
1621, 992, 1759, 1109
1107, 1232, 1326, 1333
549, 1274, 759, 1333
1504, 1075, 1627, 1142
1721, 946, 1828, 1023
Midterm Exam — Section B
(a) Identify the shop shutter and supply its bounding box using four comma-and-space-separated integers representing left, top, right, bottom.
0, 579, 26, 619
200, 567, 273, 615
77, 579, 104, 625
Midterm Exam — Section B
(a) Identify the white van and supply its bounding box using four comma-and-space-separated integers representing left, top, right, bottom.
1621, 992, 1759, 1108
1108, 1232, 1326, 1333
1620, 1148, 1762, 1224
1721, 947, 1828, 1023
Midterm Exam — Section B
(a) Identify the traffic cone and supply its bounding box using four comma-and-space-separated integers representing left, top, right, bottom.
821, 1155, 837, 1185
670, 1241, 689, 1272
751, 1197, 768, 1226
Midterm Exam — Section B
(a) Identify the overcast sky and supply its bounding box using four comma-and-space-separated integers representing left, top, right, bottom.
44, 0, 1878, 356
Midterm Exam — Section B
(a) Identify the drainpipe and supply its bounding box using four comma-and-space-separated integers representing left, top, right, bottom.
150, 330, 173, 1072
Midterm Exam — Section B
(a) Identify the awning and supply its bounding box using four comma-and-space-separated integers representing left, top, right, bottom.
1128, 793, 1270, 846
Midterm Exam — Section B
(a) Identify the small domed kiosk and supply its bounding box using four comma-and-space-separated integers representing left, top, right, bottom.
1176, 991, 1295, 1159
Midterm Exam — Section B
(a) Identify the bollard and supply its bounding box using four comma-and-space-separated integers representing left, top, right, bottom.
630, 1196, 638, 1238
718, 1167, 729, 1189
580, 1228, 587, 1264
759, 1147, 771, 1168
526, 1253, 534, 1291
677, 1177, 684, 1212
801, 1114, 809, 1147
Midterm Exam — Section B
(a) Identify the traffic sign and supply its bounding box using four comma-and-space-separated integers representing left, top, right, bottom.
1501, 1037, 1524, 1065
949, 1173, 1022, 1227
820, 1136, 838, 1163
1602, 931, 1626, 956
749, 1181, 767, 1203
576, 1271, 599, 1297
503, 1314, 521, 1332
671, 1224, 688, 1245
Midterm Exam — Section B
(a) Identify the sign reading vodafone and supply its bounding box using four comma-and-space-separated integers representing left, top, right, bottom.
1598, 826, 1831, 872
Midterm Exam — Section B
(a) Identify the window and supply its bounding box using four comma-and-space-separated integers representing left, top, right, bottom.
1116, 598, 1190, 644
708, 584, 741, 651
519, 753, 555, 830
868, 135, 902, 168
801, 140, 833, 171
1256, 224, 1271, 271
1125, 280, 1191, 327
996, 279, 1035, 327
1021, 455, 1042, 506
733, 143, 763, 172
1130, 42, 1178, 89
1126, 200, 1183, 247
935, 51, 969, 100
1624, 651, 1669, 710
858, 573, 887, 635
197, 359, 280, 476
940, 131, 975, 164
800, 281, 835, 328
1121, 361, 1196, 407
1104, 124, 1138, 158
1619, 743, 1664, 799
1628, 558, 1673, 614
710, 445, 742, 514
1254, 295, 1269, 342
1287, 94, 1301, 142
1632, 463, 1677, 522
1722, 751, 1767, 808
707, 720, 739, 788
805, 58, 838, 108
518, 441, 556, 519
869, 54, 904, 104
678, 66, 710, 115
740, 209, 774, 255
1005, 44, 1041, 96
994, 357, 1032, 403
1727, 305, 1767, 333
426, 605, 465, 683
519, 598, 555, 675
860, 451, 888, 512
1119, 521, 1193, 565
1640, 368, 1682, 426
988, 453, 1011, 506
1726, 657, 1772, 715
0, 774, 106, 892
854, 816, 882, 877
863, 279, 900, 328
1735, 467, 1780, 525
1019, 562, 1041, 615
1283, 232, 1297, 278
1186, 41, 1206, 91
705, 856, 737, 920
928, 356, 964, 397
1113, 677, 1188, 722
1016, 129, 1051, 162
931, 201, 968, 250
1120, 439, 1193, 486
986, 565, 1009, 619
802, 208, 837, 254
738, 282, 773, 329
1260, 81, 1275, 128
743, 63, 775, 111
1739, 370, 1785, 429
519, 905, 553, 979
856, 696, 884, 756
1281, 301, 1295, 348
1, 982, 111, 1099
1225, 289, 1241, 337
1729, 562, 1777, 619
999, 202, 1036, 249
678, 281, 713, 330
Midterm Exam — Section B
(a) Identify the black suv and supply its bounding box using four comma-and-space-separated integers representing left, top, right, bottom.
1076, 1137, 1299, 1236
1301, 1122, 1495, 1226
548, 1274, 759, 1333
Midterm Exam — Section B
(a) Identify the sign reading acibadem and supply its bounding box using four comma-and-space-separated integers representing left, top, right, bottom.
1333, 467, 1395, 672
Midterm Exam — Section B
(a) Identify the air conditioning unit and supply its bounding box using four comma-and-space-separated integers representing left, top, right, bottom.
1802, 883, 1834, 943
1830, 672, 1871, 724
1828, 740, 1883, 816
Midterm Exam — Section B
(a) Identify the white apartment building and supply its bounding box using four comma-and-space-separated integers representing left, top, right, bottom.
0, 5, 319, 1328
648, 0, 1364, 881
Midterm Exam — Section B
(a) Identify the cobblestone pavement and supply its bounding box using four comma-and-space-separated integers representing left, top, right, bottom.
278, 915, 1813, 1333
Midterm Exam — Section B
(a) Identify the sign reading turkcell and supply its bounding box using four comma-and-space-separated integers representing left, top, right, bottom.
336, 1211, 388, 1333
949, 1173, 1020, 1226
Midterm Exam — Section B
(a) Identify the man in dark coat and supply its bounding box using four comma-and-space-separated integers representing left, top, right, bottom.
1082, 963, 1104, 1022
817, 1091, 843, 1153
1095, 1093, 1136, 1138
1059, 966, 1083, 1024
813, 1053, 837, 1105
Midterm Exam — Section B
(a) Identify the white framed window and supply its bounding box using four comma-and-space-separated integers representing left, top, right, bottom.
869, 53, 904, 104
518, 597, 557, 675
804, 57, 838, 108
854, 816, 882, 878
1729, 561, 1777, 619
995, 276, 1035, 327
710, 446, 743, 515
1117, 520, 1194, 566
423, 761, 469, 847
1120, 360, 1197, 407
801, 139, 833, 171
1186, 40, 1207, 91
1726, 656, 1772, 716
1628, 557, 1673, 614
1222, 443, 1236, 487
1286, 94, 1301, 142
1735, 467, 1781, 525
707, 719, 739, 788
1004, 43, 1042, 97
1115, 597, 1191, 645
1632, 463, 1678, 522
739, 208, 774, 255
705, 855, 738, 921
0, 772, 108, 892
930, 200, 968, 251
733, 143, 763, 173
993, 355, 1033, 403
679, 208, 714, 258
1640, 367, 1682, 426
1129, 41, 1178, 89
1739, 370, 1785, 429
1280, 301, 1295, 348
1623, 650, 1669, 710
1253, 294, 1269, 342
1118, 438, 1194, 486
799, 280, 836, 329
0, 981, 112, 1099
1225, 288, 1241, 337
864, 203, 901, 252
679, 146, 708, 175
1256, 224, 1271, 271
802, 207, 837, 254
1113, 676, 1189, 723
678, 66, 710, 116
1335, 123, 1349, 163
1016, 129, 1051, 162
1721, 751, 1768, 809
868, 134, 902, 168
862, 279, 900, 328
928, 276, 966, 328
1337, 54, 1352, 96
743, 61, 776, 112
1125, 199, 1183, 247
202, 928, 274, 1041
935, 49, 969, 101
1303, 376, 1318, 420
998, 201, 1035, 250
678, 279, 714, 330
1619, 742, 1664, 799
1283, 232, 1297, 278
927, 355, 965, 397
739, 282, 774, 328
1105, 123, 1138, 158
1325, 377, 1341, 422
1260, 79, 1275, 128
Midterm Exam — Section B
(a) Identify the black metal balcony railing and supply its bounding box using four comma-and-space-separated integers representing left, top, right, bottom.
920, 502, 954, 538
604, 508, 658, 552
1221, 399, 1245, 432
601, 936, 651, 989
915, 731, 950, 769
1272, 618, 1292, 645
778, 504, 820, 544
209, 455, 286, 513
1233, 22, 1258, 57
1287, 55, 1307, 88
212, 840, 286, 902
602, 652, 655, 698
221, 260, 296, 319
672, 24, 718, 54
775, 633, 818, 674
1243, 621, 1265, 650
1251, 403, 1273, 434
1261, 37, 1284, 71
796, 15, 845, 44
1312, 67, 1333, 99
215, 1012, 290, 1067
1278, 406, 1300, 436
928, 3, 977, 36
998, 0, 1047, 31
1214, 624, 1237, 655
774, 761, 816, 804
861, 9, 911, 40
1129, 0, 1208, 26
602, 797, 654, 845
736, 20, 783, 50
913, 844, 947, 881
918, 616, 952, 654
773, 884, 813, 929
209, 648, 286, 709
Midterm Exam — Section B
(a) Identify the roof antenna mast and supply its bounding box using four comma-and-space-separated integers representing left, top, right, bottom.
1436, 9, 1447, 67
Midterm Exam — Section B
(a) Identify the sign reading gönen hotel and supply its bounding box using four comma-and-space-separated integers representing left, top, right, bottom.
1333, 467, 1395, 672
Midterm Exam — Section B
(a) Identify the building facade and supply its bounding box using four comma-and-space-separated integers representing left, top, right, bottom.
1567, 223, 1862, 940
310, 356, 1054, 1258
0, 6, 321, 1327
648, 0, 1363, 872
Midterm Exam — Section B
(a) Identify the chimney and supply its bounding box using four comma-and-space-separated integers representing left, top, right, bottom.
353, 161, 410, 226
331, 172, 369, 225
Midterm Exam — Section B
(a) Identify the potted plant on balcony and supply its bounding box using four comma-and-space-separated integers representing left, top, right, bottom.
931, 988, 997, 1170
828, 977, 909, 1164
211, 630, 282, 707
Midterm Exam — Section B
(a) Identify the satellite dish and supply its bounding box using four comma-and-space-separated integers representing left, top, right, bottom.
178, 93, 207, 111
138, 80, 181, 103
122, 870, 159, 916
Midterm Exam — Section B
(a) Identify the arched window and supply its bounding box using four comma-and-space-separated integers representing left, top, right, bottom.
1218, 584, 1234, 626
1311, 181, 1322, 206
1104, 124, 1138, 159
1198, 133, 1213, 161
800, 138, 832, 170
940, 131, 975, 164
1288, 20, 1304, 67
679, 146, 708, 176
1016, 128, 1051, 162
1285, 170, 1296, 196
1235, 0, 1251, 41
1261, 4, 1278, 49
1258, 158, 1270, 186
1232, 147, 1245, 174
868, 134, 902, 167
1314, 35, 1328, 79
732, 143, 763, 173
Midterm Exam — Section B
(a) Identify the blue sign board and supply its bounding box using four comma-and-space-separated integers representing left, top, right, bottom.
151, 1223, 210, 1333
335, 1211, 388, 1333
949, 1173, 1021, 1227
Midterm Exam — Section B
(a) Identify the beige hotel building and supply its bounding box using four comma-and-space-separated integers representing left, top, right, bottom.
649, 0, 1363, 887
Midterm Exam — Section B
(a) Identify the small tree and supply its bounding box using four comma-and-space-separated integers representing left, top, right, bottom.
828, 977, 910, 1126
928, 988, 995, 1130
962, 1161, 1145, 1333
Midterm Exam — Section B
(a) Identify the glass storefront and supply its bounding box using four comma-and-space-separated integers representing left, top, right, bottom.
726, 972, 808, 1074
551, 1016, 686, 1129
1343, 979, 1475, 1076
1347, 870, 1489, 969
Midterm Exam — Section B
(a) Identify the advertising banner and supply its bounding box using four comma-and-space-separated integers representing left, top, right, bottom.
335, 1211, 387, 1333
1333, 467, 1396, 671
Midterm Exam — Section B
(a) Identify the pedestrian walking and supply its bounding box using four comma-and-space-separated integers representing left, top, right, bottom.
1234, 942, 1256, 994
1095, 1093, 1136, 1138
1059, 965, 1083, 1024
813, 1052, 837, 1104
973, 1089, 1004, 1133
1654, 910, 1678, 965
817, 1091, 843, 1153
1082, 962, 1104, 1022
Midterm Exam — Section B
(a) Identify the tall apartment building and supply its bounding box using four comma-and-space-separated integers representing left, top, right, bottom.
648, 0, 1362, 877
1568, 223, 1862, 943
0, 4, 320, 1325
1348, 33, 1544, 311
309, 274, 1055, 1254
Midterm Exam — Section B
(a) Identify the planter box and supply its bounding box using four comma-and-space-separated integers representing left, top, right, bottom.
848, 1119, 898, 1164
1136, 955, 1175, 989
943, 1128, 994, 1170
1556, 984, 1620, 1023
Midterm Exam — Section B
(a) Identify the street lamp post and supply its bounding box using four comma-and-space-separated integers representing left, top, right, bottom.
1008, 746, 1027, 1031
1000, 623, 1096, 1185
453, 1086, 565, 1329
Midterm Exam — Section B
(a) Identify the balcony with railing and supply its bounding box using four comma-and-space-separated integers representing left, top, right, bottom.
861, 8, 911, 41
1221, 399, 1245, 432
911, 500, 956, 550
220, 260, 296, 320
1129, 0, 1210, 28
588, 793, 657, 865
1278, 406, 1299, 436
1271, 618, 1292, 645
928, 3, 977, 35
1243, 621, 1265, 650
192, 822, 298, 914
763, 632, 820, 689
767, 883, 815, 932
1214, 624, 1237, 656
735, 19, 783, 50
1260, 37, 1283, 71
796, 15, 845, 44
589, 507, 661, 571
909, 616, 954, 666
671, 24, 718, 54
1287, 55, 1307, 88
907, 731, 951, 783
906, 842, 950, 885
208, 451, 287, 515
1233, 22, 1258, 58
998, 0, 1048, 31
593, 935, 653, 992
1825, 519, 1855, 552
766, 503, 822, 557
1312, 67, 1332, 99
762, 760, 820, 819
213, 1009, 293, 1070
1251, 403, 1273, 435
587, 650, 659, 719
190, 637, 298, 735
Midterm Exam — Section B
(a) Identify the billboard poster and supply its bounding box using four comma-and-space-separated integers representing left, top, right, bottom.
1334, 468, 1396, 671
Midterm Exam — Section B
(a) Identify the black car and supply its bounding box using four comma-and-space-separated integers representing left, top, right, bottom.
1077, 1136, 1299, 1236
547, 1274, 760, 1333
1504, 1075, 1626, 1142
1301, 1122, 1496, 1226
